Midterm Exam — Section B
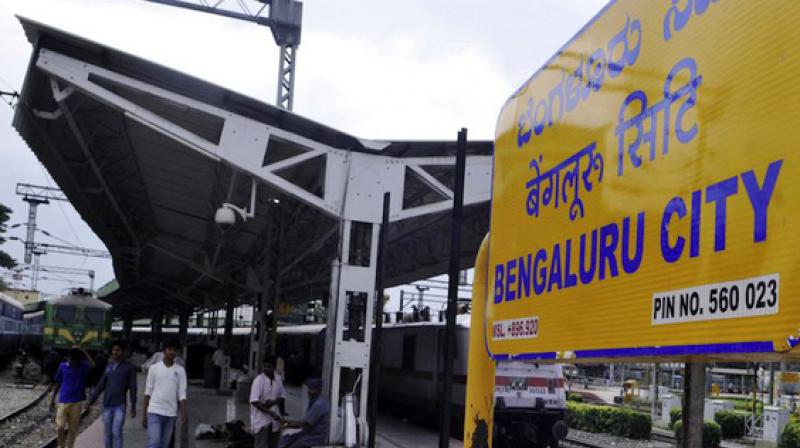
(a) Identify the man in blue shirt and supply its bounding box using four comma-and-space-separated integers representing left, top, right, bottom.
279, 378, 330, 448
89, 340, 138, 448
50, 346, 95, 448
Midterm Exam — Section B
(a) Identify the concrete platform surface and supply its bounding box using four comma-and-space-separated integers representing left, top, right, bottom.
76, 373, 462, 448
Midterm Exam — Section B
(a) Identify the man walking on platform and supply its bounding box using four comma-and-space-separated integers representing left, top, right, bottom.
250, 355, 286, 448
143, 339, 187, 448
278, 378, 329, 448
88, 340, 138, 448
50, 346, 95, 448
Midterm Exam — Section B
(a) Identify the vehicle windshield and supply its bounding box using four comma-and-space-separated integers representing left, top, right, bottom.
55, 305, 76, 325
85, 308, 106, 326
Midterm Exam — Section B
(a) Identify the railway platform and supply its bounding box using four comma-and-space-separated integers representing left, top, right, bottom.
75, 373, 463, 448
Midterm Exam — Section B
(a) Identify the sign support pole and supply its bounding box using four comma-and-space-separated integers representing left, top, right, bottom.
683, 362, 705, 447
367, 192, 390, 448
439, 128, 467, 448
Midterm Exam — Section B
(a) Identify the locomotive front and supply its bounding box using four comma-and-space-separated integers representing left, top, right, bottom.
43, 288, 112, 352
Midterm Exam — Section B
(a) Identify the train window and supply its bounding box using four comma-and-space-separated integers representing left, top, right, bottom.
55, 306, 77, 324
0, 303, 4, 316
402, 335, 416, 370
85, 309, 105, 326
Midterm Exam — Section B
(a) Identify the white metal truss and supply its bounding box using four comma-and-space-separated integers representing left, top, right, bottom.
34, 49, 492, 224
33, 47, 492, 444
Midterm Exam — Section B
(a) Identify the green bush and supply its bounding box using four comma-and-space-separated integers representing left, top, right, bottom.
673, 420, 722, 448
779, 421, 800, 448
566, 402, 651, 439
714, 410, 747, 439
567, 392, 584, 403
669, 408, 682, 429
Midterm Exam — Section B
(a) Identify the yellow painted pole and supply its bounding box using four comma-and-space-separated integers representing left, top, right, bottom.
463, 234, 495, 448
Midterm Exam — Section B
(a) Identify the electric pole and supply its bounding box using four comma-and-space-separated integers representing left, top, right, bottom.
143, 0, 302, 110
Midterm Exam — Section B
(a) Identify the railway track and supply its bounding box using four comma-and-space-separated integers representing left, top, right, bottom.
562, 436, 605, 447
33, 400, 95, 448
0, 385, 56, 448
563, 431, 677, 448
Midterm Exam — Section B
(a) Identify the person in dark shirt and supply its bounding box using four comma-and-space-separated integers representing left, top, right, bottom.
89, 340, 138, 448
50, 346, 95, 448
43, 349, 61, 384
278, 378, 330, 448
88, 350, 109, 392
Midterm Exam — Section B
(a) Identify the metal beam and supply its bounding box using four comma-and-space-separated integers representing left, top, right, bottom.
279, 225, 337, 276
146, 240, 243, 288
16, 183, 68, 202
50, 78, 141, 253
144, 0, 274, 26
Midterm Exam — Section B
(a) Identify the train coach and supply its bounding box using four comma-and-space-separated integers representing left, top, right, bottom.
0, 292, 24, 356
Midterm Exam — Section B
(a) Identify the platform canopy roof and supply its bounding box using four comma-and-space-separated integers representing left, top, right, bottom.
13, 17, 493, 319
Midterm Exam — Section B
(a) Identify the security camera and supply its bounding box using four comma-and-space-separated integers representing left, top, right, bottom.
214, 203, 251, 226
214, 206, 237, 226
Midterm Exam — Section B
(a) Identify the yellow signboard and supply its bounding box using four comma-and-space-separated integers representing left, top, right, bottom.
488, 0, 800, 361
781, 372, 800, 385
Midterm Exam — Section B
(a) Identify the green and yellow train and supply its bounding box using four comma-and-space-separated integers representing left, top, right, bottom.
26, 288, 113, 352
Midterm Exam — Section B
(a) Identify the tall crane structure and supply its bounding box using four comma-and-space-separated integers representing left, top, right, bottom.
14, 183, 110, 291
16, 183, 66, 265
144, 0, 302, 110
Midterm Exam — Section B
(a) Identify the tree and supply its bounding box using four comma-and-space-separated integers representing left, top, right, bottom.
0, 203, 16, 270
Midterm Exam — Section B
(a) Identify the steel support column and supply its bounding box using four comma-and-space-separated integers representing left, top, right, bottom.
152, 310, 164, 350
439, 129, 467, 448
224, 300, 235, 352
277, 44, 298, 111
367, 193, 390, 448
322, 218, 380, 444
122, 313, 134, 345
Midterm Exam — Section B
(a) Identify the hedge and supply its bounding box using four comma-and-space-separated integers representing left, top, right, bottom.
714, 410, 747, 439
673, 420, 722, 448
566, 402, 651, 439
567, 392, 584, 403
669, 409, 682, 429
780, 421, 800, 448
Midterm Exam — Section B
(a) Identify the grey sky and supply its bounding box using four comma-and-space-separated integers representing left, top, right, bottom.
0, 0, 607, 300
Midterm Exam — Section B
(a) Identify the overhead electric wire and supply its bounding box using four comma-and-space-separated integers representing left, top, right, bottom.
37, 165, 89, 267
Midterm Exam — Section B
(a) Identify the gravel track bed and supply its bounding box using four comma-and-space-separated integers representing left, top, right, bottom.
0, 384, 43, 418
566, 428, 673, 448
0, 394, 101, 448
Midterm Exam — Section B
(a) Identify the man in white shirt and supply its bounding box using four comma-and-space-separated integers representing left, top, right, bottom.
143, 339, 188, 448
250, 355, 286, 448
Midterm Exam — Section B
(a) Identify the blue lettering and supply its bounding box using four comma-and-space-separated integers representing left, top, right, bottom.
742, 159, 783, 243
548, 243, 563, 292
533, 249, 547, 295
547, 74, 565, 126
587, 49, 606, 91
517, 18, 639, 149
705, 176, 738, 252
579, 230, 598, 284
661, 196, 686, 263
494, 264, 504, 304
598, 223, 619, 280
564, 239, 578, 288
622, 212, 645, 274
690, 190, 701, 257
565, 62, 583, 112
505, 258, 517, 301
517, 98, 533, 148
533, 99, 547, 136
518, 254, 532, 299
